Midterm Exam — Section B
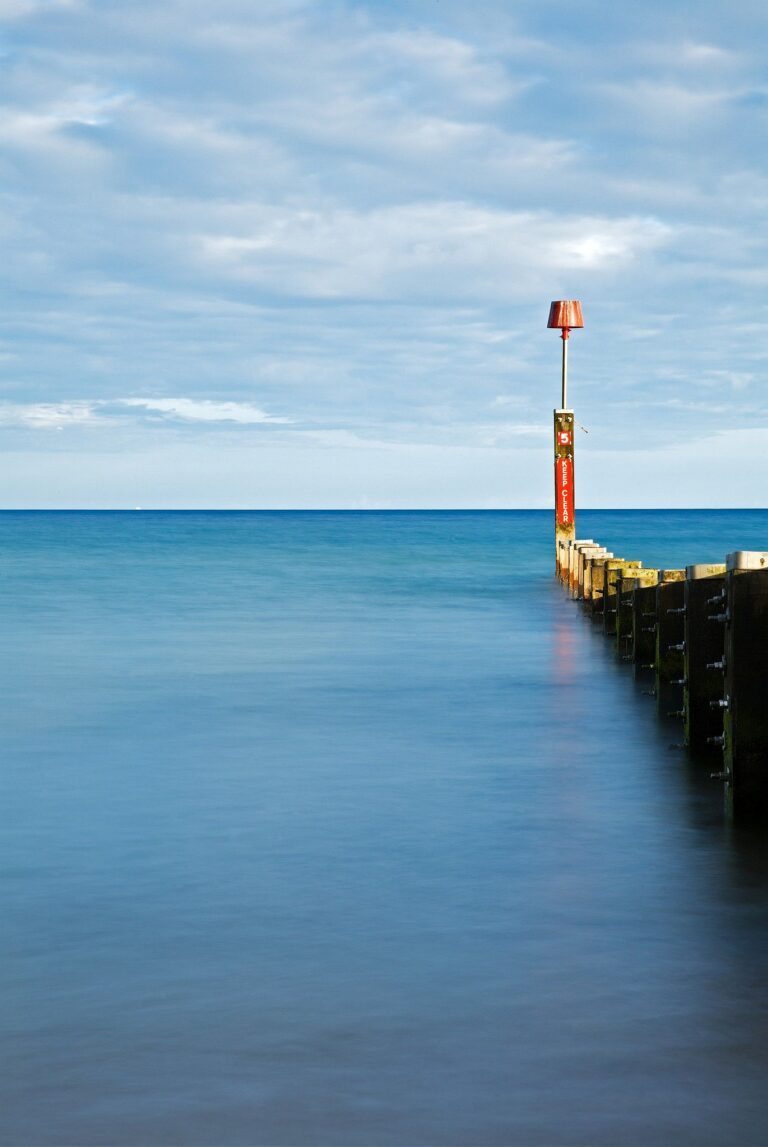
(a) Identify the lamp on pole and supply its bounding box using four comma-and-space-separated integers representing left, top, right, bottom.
548, 300, 584, 575
547, 299, 583, 409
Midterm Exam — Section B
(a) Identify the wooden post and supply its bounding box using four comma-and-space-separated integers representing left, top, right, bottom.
576, 546, 607, 600
720, 554, 768, 820
633, 583, 659, 675
616, 573, 636, 655
570, 540, 597, 596
683, 564, 726, 755
617, 569, 658, 660
554, 410, 575, 575
604, 559, 642, 636
589, 555, 620, 618
558, 539, 573, 585
583, 552, 613, 606
655, 571, 686, 716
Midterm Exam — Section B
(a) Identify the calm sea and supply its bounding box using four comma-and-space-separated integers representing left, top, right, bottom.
3, 510, 768, 1147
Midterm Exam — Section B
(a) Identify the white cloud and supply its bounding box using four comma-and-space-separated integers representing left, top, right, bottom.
599, 78, 745, 136
0, 0, 79, 19
707, 370, 753, 391
0, 86, 131, 144
116, 398, 290, 424
362, 28, 516, 105
678, 41, 739, 67
0, 397, 291, 428
633, 38, 744, 72
0, 401, 101, 427
194, 203, 671, 299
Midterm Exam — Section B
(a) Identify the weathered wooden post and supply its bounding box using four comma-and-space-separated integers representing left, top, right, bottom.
633, 581, 660, 676
604, 559, 642, 636
655, 570, 686, 716
570, 540, 597, 596
549, 301, 583, 575
562, 538, 593, 590
559, 540, 572, 585
683, 564, 726, 755
570, 543, 591, 596
574, 545, 588, 597
618, 569, 658, 660
559, 538, 578, 586
583, 551, 613, 606
589, 554, 621, 618
576, 545, 608, 599
616, 570, 637, 654
717, 553, 768, 820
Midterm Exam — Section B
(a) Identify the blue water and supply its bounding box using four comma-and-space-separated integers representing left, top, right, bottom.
3, 510, 768, 1146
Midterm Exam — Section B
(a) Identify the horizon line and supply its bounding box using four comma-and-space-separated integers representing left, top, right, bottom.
0, 507, 765, 514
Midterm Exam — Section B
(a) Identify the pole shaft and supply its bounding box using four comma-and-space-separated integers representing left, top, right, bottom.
561, 337, 568, 409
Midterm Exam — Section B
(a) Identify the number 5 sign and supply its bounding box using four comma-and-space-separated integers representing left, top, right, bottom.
554, 411, 576, 558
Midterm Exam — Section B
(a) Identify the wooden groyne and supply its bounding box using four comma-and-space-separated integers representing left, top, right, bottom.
557, 540, 768, 823
545, 296, 768, 822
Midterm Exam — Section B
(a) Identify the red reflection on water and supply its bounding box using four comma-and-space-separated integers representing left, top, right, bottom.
552, 615, 578, 687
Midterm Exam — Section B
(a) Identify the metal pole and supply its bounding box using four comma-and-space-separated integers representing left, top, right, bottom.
561, 332, 568, 409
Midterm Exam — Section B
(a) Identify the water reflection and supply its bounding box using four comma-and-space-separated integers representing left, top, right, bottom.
547, 566, 768, 1145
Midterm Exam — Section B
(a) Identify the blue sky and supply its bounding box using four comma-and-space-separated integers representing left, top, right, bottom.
1, 0, 767, 507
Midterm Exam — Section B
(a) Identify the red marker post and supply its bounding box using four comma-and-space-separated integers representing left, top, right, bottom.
548, 300, 583, 577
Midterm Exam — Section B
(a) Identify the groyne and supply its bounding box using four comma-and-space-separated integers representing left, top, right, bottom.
557, 539, 768, 823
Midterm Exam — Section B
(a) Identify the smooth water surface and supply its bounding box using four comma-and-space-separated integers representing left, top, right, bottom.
3, 510, 768, 1146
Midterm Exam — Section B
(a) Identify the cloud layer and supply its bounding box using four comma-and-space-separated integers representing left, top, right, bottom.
0, 0, 767, 504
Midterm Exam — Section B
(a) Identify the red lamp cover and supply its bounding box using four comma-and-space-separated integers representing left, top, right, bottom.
547, 300, 584, 329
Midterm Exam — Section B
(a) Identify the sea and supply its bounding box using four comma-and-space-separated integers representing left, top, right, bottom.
3, 509, 768, 1147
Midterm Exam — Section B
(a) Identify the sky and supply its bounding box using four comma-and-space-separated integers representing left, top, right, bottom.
1, 0, 768, 507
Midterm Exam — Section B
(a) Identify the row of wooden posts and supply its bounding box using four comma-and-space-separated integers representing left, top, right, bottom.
557, 539, 768, 822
